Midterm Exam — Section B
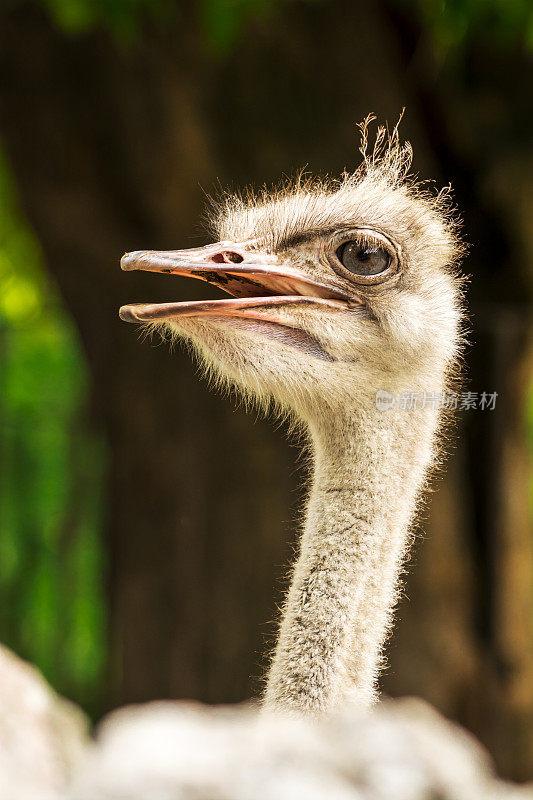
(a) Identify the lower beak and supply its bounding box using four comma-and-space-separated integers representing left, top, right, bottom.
119, 242, 356, 325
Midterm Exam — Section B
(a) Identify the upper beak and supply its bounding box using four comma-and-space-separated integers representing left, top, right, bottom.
119, 241, 357, 325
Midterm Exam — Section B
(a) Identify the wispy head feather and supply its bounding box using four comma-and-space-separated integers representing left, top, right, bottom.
207, 116, 462, 272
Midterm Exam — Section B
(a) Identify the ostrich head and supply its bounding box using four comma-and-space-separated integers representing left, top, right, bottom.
120, 128, 463, 423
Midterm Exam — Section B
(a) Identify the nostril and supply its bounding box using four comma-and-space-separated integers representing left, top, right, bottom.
211, 251, 244, 264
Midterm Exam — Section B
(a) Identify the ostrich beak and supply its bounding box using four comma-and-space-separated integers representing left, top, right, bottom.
119, 242, 356, 325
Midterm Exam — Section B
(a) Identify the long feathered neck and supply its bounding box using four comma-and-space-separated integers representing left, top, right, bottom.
263, 400, 440, 714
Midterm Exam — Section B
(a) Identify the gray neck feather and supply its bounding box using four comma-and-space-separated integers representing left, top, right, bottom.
263, 402, 439, 714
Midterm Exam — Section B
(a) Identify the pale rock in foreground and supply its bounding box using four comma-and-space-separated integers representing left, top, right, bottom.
69, 699, 531, 800
0, 644, 531, 800
0, 644, 88, 800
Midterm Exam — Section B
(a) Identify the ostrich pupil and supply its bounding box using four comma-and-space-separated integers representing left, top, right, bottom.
337, 241, 389, 276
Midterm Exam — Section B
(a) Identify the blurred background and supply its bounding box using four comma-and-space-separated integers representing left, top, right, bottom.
0, 0, 532, 782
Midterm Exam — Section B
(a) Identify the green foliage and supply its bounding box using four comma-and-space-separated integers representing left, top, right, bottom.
419, 0, 533, 57
33, 0, 278, 53
199, 0, 274, 55
33, 0, 533, 55
38, 0, 175, 39
0, 150, 106, 715
26, 0, 533, 56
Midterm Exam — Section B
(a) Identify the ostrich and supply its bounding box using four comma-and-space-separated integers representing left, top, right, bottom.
119, 124, 464, 716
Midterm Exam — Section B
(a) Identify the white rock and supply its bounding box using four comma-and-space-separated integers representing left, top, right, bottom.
0, 644, 530, 800
0, 644, 88, 800
69, 698, 532, 800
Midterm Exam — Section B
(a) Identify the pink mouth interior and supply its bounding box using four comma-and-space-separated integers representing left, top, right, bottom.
119, 258, 354, 324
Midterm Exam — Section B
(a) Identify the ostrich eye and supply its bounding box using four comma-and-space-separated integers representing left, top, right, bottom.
336, 240, 390, 276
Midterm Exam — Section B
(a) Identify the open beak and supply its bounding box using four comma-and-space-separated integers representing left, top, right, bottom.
119, 241, 357, 327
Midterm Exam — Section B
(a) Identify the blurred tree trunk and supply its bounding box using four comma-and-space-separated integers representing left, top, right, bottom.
0, 0, 531, 781
0, 5, 300, 709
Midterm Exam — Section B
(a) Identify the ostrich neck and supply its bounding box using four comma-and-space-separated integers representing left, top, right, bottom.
263, 401, 439, 714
